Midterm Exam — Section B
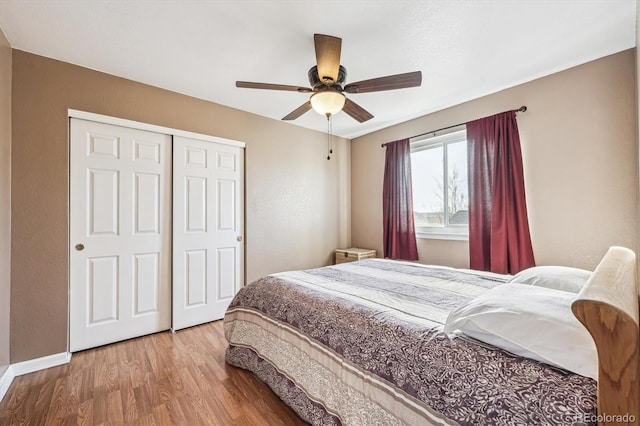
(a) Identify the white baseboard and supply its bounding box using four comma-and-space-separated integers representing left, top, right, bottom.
0, 365, 15, 404
11, 352, 72, 377
0, 352, 72, 404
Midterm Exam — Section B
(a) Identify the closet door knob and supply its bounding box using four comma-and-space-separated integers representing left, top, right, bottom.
236, 236, 243, 242
75, 244, 85, 251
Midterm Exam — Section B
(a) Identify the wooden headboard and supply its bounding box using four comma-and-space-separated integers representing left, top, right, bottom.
572, 246, 639, 426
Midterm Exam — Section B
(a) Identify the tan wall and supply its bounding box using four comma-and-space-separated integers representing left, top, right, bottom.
11, 51, 350, 363
0, 28, 11, 376
352, 49, 638, 271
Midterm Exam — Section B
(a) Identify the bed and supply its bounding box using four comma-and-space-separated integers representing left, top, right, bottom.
224, 247, 639, 425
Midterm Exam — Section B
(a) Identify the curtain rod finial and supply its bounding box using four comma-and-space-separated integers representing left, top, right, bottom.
518, 106, 527, 113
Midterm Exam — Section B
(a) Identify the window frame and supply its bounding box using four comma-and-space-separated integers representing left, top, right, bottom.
410, 127, 469, 241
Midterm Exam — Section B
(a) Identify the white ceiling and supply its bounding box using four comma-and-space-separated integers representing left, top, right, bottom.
0, 1, 636, 139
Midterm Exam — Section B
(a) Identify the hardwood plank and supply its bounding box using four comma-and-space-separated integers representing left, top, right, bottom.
45, 377, 67, 424
179, 392, 216, 425
65, 369, 82, 416
94, 362, 119, 392
70, 349, 95, 373
1, 375, 29, 413
11, 377, 42, 424
77, 399, 93, 426
137, 413, 158, 426
91, 385, 108, 424
151, 403, 172, 425
105, 390, 124, 424
78, 366, 94, 403
132, 382, 154, 417
33, 378, 56, 417
201, 384, 237, 425
0, 320, 306, 425
120, 377, 139, 424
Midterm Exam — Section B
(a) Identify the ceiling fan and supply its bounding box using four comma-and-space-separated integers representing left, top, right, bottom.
236, 34, 422, 123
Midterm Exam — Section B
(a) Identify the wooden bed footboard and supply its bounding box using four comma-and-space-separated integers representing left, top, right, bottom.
572, 246, 639, 426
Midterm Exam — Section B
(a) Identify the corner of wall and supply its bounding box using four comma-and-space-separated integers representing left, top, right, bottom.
338, 136, 352, 249
0, 24, 12, 382
635, 0, 640, 260
0, 365, 15, 403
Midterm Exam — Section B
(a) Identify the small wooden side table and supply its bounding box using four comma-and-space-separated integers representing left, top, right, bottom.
334, 248, 376, 265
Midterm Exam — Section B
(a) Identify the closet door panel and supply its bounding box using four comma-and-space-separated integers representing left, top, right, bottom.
173, 136, 243, 331
70, 118, 171, 352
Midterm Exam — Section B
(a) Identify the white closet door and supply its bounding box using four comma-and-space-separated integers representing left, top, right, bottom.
69, 118, 171, 352
172, 136, 244, 331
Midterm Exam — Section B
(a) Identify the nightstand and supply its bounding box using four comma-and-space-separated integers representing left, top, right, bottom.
335, 248, 376, 264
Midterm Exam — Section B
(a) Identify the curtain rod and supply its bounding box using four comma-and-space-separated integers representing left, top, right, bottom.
381, 106, 527, 148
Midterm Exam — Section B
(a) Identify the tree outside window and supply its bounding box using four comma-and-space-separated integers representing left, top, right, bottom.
410, 129, 468, 238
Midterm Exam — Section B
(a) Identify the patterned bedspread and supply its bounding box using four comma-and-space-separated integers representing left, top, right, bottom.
224, 259, 596, 425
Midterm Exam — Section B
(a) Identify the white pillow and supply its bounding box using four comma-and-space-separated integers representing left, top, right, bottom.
508, 266, 591, 293
444, 283, 597, 379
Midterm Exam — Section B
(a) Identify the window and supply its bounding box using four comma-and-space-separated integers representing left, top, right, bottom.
410, 128, 468, 240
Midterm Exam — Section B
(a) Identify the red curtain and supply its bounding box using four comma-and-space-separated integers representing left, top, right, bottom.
467, 111, 535, 274
383, 139, 419, 260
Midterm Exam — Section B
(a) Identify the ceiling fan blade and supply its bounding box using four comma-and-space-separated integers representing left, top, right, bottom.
236, 81, 312, 93
282, 101, 312, 120
342, 98, 374, 123
314, 34, 342, 85
344, 71, 422, 94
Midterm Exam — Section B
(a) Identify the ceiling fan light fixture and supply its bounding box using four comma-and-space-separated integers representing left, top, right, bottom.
236, 35, 421, 124
310, 91, 346, 116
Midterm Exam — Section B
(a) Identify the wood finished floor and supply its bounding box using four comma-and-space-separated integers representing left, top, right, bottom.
0, 320, 307, 425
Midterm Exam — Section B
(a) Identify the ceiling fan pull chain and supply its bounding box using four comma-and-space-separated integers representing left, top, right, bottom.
327, 114, 331, 160
330, 116, 333, 155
